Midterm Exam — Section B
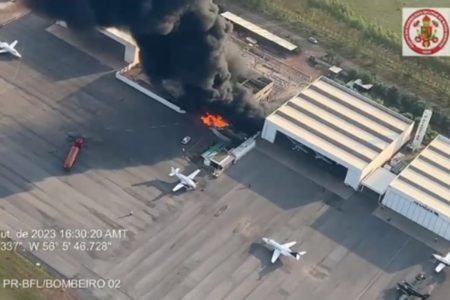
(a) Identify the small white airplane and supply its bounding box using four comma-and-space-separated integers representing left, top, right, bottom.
433, 251, 450, 273
169, 167, 200, 192
0, 40, 21, 58
262, 237, 307, 263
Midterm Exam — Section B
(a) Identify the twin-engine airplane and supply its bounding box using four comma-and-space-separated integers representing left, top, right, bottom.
0, 40, 21, 58
396, 281, 429, 299
169, 167, 200, 192
262, 237, 307, 263
433, 251, 450, 273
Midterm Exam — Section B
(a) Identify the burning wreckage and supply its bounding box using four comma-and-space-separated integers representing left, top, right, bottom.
199, 113, 259, 177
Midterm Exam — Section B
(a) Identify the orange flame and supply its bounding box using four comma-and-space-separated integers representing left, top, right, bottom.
200, 113, 229, 128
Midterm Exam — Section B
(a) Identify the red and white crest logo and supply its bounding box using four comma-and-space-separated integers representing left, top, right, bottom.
403, 8, 450, 56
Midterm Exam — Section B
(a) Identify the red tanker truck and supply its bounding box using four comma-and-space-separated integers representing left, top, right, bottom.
63, 137, 85, 171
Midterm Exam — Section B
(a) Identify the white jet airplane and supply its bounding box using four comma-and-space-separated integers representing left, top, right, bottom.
0, 40, 21, 58
262, 237, 307, 263
169, 167, 200, 192
433, 251, 450, 273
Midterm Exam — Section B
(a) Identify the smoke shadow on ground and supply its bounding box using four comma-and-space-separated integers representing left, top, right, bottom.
310, 192, 437, 274
0, 12, 219, 215
224, 143, 438, 274
225, 148, 323, 211
0, 69, 215, 200
0, 14, 110, 81
248, 242, 283, 280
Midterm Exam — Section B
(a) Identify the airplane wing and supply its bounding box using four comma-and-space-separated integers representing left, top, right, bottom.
435, 263, 446, 273
10, 40, 18, 48
187, 169, 200, 180
271, 249, 281, 263
445, 252, 450, 260
172, 182, 185, 192
282, 241, 297, 249
0, 49, 7, 53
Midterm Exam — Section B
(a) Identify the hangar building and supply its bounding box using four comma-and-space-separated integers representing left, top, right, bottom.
382, 135, 450, 240
221, 11, 298, 53
261, 76, 414, 190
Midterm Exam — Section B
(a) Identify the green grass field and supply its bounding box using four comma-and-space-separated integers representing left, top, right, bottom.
278, 0, 450, 33
346, 0, 450, 32
0, 239, 77, 300
0, 246, 48, 300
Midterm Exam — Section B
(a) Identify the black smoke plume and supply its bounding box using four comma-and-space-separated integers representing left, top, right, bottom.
24, 0, 264, 132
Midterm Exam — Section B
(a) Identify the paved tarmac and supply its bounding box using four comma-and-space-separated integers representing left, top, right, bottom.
0, 13, 449, 300
0, 0, 29, 26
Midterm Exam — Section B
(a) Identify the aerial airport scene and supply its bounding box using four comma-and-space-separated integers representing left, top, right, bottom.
0, 0, 449, 299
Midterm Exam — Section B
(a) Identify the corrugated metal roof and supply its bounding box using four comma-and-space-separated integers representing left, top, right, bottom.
265, 76, 413, 171
389, 135, 450, 217
221, 11, 298, 51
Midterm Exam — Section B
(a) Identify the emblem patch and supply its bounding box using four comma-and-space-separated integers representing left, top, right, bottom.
403, 8, 450, 56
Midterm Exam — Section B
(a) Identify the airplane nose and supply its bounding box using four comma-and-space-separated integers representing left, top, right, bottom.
262, 237, 268, 243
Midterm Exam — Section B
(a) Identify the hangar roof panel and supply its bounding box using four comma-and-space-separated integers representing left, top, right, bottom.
267, 114, 368, 169
298, 90, 396, 145
221, 11, 298, 51
277, 106, 378, 161
288, 98, 388, 151
389, 135, 450, 217
266, 76, 412, 171
312, 80, 410, 132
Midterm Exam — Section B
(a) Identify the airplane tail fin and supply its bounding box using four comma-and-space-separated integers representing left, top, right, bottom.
291, 251, 307, 260
169, 167, 179, 177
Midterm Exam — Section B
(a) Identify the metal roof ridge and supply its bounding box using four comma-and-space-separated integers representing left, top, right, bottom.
319, 76, 413, 125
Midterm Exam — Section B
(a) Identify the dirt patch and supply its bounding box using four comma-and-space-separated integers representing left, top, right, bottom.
0, 0, 30, 26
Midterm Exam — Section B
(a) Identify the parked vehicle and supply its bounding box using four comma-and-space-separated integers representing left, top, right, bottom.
181, 136, 191, 145
308, 37, 318, 44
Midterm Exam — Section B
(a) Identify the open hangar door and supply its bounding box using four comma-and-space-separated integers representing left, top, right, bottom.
274, 132, 348, 180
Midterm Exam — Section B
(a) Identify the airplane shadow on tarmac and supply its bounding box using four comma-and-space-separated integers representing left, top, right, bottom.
131, 179, 173, 204
249, 242, 283, 280
129, 175, 207, 203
